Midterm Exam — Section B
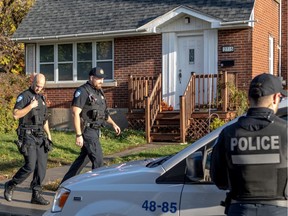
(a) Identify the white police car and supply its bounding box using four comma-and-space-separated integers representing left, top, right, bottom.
44, 98, 287, 216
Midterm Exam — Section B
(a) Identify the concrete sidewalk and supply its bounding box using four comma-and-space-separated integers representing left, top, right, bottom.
0, 143, 170, 216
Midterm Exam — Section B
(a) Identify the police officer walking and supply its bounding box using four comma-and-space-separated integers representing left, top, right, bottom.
61, 66, 121, 183
210, 73, 287, 216
4, 73, 52, 205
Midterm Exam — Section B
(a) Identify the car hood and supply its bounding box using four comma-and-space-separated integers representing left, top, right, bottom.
61, 158, 163, 188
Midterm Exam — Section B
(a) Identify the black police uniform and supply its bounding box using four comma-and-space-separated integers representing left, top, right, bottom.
210, 107, 287, 215
61, 81, 109, 182
6, 87, 49, 200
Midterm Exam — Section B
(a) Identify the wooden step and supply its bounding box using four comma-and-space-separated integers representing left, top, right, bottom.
156, 112, 180, 120
152, 124, 179, 128
154, 120, 180, 126
150, 132, 181, 142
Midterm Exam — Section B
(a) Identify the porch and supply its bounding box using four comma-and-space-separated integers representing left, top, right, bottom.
127, 71, 240, 143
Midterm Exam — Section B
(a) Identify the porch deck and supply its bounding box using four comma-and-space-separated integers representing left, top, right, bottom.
127, 71, 241, 143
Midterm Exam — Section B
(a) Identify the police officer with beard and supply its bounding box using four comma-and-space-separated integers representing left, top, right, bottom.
61, 66, 121, 183
4, 73, 52, 205
210, 73, 287, 216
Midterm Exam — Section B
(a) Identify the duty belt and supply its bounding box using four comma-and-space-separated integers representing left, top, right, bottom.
85, 123, 100, 129
231, 199, 288, 208
20, 127, 44, 136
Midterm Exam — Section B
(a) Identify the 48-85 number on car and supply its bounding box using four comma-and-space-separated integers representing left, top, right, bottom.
142, 200, 177, 213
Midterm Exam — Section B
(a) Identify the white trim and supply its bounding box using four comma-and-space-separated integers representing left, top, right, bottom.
269, 35, 274, 74
12, 29, 148, 43
45, 80, 117, 89
25, 44, 36, 73
139, 5, 220, 32
203, 29, 218, 76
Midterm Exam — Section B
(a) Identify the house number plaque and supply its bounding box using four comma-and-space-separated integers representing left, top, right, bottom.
222, 46, 234, 53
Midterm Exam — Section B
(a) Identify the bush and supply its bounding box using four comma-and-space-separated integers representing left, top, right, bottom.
0, 72, 30, 132
209, 117, 226, 131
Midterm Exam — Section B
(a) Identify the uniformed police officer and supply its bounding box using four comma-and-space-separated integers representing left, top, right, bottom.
4, 73, 52, 205
61, 66, 121, 183
210, 73, 287, 216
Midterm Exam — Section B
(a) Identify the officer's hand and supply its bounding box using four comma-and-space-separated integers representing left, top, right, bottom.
113, 125, 121, 136
30, 97, 39, 108
75, 136, 84, 147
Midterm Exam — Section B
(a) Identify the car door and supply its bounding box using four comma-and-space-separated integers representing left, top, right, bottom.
179, 141, 226, 216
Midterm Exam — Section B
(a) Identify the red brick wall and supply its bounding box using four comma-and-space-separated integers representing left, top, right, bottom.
218, 29, 253, 91
45, 35, 162, 108
282, 0, 287, 89
107, 35, 162, 108
252, 0, 280, 77
44, 88, 75, 108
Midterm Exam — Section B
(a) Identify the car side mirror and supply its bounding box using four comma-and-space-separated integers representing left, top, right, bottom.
185, 151, 204, 182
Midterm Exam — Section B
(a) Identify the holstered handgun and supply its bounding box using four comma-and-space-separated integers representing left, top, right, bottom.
43, 138, 53, 153
15, 128, 28, 156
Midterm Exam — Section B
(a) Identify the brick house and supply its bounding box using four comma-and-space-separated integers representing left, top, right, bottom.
12, 0, 287, 142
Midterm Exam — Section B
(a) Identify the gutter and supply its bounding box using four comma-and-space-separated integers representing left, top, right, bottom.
220, 20, 258, 26
11, 28, 148, 42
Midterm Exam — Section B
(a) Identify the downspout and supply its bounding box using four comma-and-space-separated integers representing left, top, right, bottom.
278, 0, 282, 78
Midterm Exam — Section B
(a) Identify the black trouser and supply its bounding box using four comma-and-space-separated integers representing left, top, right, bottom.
11, 133, 48, 192
61, 127, 103, 183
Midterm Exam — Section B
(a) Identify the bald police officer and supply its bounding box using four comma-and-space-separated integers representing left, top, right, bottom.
210, 73, 287, 216
61, 66, 121, 183
4, 73, 52, 205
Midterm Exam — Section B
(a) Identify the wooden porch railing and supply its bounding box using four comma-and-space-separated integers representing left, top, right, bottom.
145, 74, 162, 143
128, 75, 159, 112
128, 71, 237, 143
180, 71, 237, 143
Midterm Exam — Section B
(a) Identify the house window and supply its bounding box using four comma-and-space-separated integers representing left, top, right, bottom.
269, 36, 274, 74
96, 41, 113, 79
77, 43, 92, 80
40, 45, 54, 81
58, 44, 73, 81
39, 40, 113, 82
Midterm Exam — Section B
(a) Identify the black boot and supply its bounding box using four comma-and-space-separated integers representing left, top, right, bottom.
4, 181, 16, 202
31, 190, 50, 205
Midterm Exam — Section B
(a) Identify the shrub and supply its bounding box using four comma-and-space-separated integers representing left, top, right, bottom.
209, 117, 226, 131
0, 72, 30, 132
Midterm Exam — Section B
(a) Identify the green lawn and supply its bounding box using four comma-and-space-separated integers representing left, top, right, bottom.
0, 128, 188, 180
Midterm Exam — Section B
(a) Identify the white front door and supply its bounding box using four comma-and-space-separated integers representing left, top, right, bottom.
176, 36, 204, 109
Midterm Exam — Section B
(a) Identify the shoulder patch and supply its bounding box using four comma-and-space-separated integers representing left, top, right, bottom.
74, 90, 81, 98
16, 95, 23, 103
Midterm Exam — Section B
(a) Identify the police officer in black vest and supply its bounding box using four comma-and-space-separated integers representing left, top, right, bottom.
61, 66, 121, 183
4, 73, 52, 205
210, 73, 287, 216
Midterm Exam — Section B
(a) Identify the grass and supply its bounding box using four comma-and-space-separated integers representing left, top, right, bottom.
0, 128, 146, 179
0, 128, 188, 185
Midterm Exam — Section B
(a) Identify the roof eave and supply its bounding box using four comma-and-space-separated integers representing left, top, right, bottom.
11, 28, 151, 43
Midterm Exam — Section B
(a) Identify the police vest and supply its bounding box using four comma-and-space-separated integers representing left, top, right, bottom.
20, 91, 47, 128
227, 117, 287, 200
81, 84, 107, 126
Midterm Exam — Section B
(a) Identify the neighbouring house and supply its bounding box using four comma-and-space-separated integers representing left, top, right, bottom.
12, 0, 287, 143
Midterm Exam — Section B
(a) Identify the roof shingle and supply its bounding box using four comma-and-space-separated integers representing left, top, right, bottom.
13, 0, 255, 39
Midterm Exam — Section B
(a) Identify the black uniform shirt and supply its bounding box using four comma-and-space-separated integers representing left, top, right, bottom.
72, 82, 105, 109
210, 107, 288, 200
15, 87, 37, 110
15, 88, 47, 126
72, 82, 108, 123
